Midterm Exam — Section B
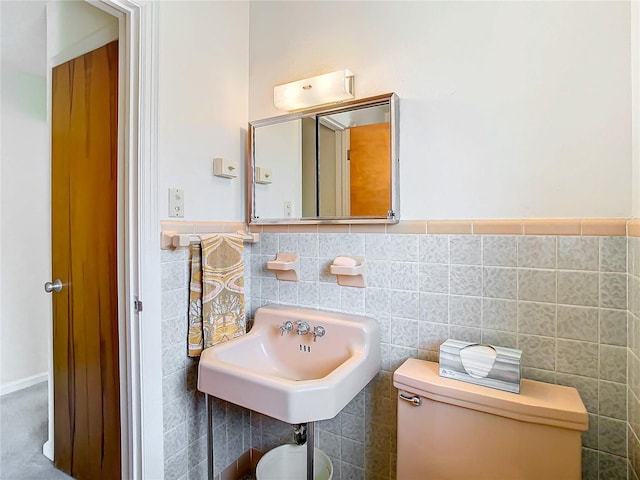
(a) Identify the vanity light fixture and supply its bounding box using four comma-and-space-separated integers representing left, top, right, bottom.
273, 69, 355, 111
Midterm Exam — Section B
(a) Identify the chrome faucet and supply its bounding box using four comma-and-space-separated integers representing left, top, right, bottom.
294, 321, 326, 342
295, 320, 311, 335
279, 321, 294, 336
311, 325, 326, 342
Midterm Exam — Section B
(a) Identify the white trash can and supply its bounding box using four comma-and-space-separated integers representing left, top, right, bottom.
256, 444, 333, 480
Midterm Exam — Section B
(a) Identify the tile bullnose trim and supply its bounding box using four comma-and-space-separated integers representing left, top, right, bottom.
581, 218, 629, 236
472, 220, 524, 235
160, 220, 249, 234
522, 219, 582, 236
426, 220, 473, 234
386, 220, 427, 234
410, 218, 630, 236
160, 220, 197, 234
159, 218, 635, 236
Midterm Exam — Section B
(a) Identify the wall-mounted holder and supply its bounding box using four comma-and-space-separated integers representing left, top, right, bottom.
330, 256, 366, 288
255, 167, 273, 184
213, 157, 238, 179
266, 253, 300, 281
160, 230, 259, 250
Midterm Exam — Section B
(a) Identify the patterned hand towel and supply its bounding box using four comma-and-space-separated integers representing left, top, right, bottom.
188, 235, 245, 357
187, 243, 203, 356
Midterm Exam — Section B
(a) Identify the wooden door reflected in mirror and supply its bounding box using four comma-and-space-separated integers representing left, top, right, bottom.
349, 122, 391, 217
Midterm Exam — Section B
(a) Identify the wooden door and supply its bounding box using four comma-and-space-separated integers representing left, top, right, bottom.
51, 40, 120, 480
349, 122, 391, 216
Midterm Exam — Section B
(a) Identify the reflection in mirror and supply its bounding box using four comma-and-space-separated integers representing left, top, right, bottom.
249, 93, 399, 224
316, 104, 391, 217
253, 119, 303, 218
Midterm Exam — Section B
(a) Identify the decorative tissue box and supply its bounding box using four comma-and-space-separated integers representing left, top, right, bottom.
439, 339, 522, 393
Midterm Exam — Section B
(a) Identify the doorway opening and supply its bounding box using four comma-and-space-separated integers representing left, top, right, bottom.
44, 1, 161, 478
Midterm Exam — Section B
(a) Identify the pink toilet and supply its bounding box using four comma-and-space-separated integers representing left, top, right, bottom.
393, 359, 588, 480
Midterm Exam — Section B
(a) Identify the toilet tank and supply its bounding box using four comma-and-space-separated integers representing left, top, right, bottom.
393, 359, 588, 480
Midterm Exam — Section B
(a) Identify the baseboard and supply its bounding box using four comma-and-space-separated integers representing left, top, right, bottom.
0, 372, 47, 396
249, 448, 263, 473
42, 440, 54, 461
218, 448, 263, 480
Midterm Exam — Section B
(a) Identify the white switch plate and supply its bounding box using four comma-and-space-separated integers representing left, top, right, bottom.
284, 200, 292, 217
169, 188, 184, 218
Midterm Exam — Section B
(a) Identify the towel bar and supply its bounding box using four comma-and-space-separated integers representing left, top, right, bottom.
160, 230, 260, 250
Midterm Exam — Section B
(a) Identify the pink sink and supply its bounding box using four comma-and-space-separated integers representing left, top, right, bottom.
197, 304, 381, 424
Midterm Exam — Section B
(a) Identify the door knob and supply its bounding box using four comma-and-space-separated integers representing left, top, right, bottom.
44, 279, 63, 293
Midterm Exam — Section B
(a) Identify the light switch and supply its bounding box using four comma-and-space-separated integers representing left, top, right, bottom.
213, 157, 238, 178
168, 188, 184, 218
256, 167, 273, 184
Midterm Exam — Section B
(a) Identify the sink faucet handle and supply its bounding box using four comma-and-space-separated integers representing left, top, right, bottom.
312, 325, 326, 342
295, 320, 311, 335
279, 320, 294, 336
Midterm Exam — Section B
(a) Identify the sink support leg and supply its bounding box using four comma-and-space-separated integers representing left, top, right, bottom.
307, 421, 314, 480
206, 394, 214, 480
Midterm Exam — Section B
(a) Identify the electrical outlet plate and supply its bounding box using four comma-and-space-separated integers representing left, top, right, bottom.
169, 188, 184, 217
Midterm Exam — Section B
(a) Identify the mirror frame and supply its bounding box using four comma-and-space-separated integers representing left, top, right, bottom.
247, 93, 399, 225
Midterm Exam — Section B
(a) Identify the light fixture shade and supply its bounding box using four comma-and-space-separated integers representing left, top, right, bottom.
273, 69, 355, 111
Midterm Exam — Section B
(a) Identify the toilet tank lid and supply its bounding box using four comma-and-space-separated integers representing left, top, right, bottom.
393, 359, 588, 432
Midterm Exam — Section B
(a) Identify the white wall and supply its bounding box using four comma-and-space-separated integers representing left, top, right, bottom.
0, 1, 50, 390
249, 1, 632, 220
47, 0, 117, 67
158, 1, 249, 222
633, 1, 640, 217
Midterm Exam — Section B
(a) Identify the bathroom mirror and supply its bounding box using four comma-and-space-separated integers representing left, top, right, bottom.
247, 93, 399, 224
